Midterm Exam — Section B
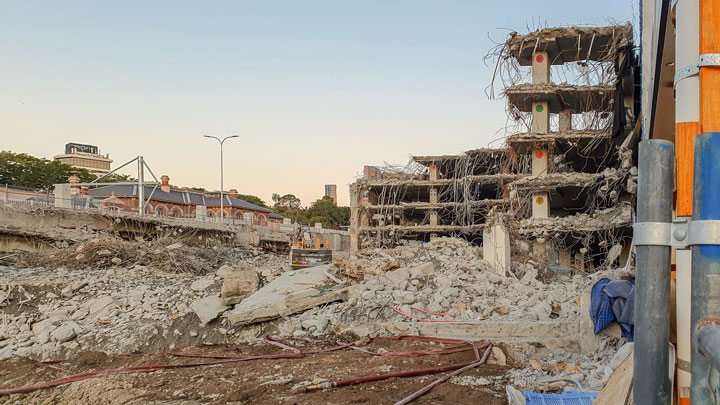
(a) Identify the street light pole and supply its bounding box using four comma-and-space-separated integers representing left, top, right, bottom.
204, 135, 239, 223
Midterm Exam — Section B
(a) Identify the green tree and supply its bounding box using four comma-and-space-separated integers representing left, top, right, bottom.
271, 193, 303, 222
304, 196, 350, 228
236, 193, 267, 208
0, 151, 132, 190
272, 193, 301, 208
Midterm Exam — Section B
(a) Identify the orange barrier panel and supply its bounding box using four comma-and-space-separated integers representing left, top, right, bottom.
676, 122, 702, 216
700, 0, 720, 132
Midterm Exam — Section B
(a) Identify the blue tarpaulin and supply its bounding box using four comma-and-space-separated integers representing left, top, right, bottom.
590, 278, 635, 341
524, 390, 599, 405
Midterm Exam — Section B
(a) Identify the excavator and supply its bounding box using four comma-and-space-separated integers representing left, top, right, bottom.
290, 231, 332, 269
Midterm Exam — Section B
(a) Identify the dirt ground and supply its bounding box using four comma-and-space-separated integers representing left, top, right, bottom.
0, 338, 510, 404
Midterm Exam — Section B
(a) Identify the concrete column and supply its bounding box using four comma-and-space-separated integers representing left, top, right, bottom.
531, 193, 549, 218
531, 100, 550, 219
483, 217, 511, 275
429, 211, 438, 226
531, 101, 550, 133
530, 52, 551, 259
429, 164, 438, 181
559, 109, 572, 131
349, 185, 360, 251
429, 188, 438, 204
531, 51, 550, 84
531, 149, 548, 177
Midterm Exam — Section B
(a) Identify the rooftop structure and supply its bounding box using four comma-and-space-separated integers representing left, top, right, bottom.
54, 143, 113, 175
87, 175, 283, 226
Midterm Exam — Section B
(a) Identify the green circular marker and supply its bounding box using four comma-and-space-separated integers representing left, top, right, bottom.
535, 104, 544, 113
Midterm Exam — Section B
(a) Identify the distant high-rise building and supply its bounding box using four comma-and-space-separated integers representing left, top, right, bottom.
324, 184, 337, 204
54, 143, 113, 175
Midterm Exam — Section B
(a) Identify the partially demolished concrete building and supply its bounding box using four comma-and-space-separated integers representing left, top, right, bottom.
350, 23, 638, 272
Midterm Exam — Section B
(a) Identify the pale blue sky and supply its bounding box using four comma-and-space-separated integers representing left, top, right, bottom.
1, 1, 636, 206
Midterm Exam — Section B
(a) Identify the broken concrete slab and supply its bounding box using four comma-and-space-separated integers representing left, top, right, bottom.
506, 23, 633, 66
50, 321, 82, 343
505, 83, 613, 114
377, 262, 434, 288
220, 269, 258, 305
191, 295, 230, 325
226, 264, 348, 326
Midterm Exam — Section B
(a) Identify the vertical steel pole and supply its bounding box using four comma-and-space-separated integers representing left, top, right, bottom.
634, 139, 674, 405
138, 156, 144, 216
691, 132, 720, 404
220, 139, 224, 223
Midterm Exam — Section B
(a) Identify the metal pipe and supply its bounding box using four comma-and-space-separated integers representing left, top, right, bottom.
634, 139, 674, 405
204, 135, 238, 223
691, 132, 720, 404
137, 156, 144, 216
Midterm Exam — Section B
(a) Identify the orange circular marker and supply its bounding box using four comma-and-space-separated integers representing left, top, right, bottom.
536, 196, 544, 205
535, 54, 544, 63
535, 150, 544, 159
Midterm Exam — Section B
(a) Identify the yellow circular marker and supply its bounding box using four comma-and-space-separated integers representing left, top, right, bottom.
536, 196, 544, 205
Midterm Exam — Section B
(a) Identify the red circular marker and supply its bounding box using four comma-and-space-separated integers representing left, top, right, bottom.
535, 54, 544, 63
535, 150, 544, 159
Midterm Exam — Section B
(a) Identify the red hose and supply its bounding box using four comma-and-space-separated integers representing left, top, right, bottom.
0, 335, 491, 396
394, 344, 493, 405
304, 361, 478, 391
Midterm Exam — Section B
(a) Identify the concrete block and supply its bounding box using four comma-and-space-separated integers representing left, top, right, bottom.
54, 184, 72, 209
191, 295, 230, 325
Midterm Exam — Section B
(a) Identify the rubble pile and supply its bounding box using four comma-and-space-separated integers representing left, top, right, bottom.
0, 243, 286, 361
282, 237, 606, 337
5, 237, 258, 276
507, 340, 633, 392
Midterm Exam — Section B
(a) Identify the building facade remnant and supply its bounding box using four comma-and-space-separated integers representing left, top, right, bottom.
350, 23, 638, 271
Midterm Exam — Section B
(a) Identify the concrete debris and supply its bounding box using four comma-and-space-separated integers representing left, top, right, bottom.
286, 237, 594, 336
226, 264, 348, 326
0, 243, 286, 361
191, 296, 230, 325
609, 342, 633, 370
220, 269, 259, 305
190, 278, 214, 291
488, 347, 507, 366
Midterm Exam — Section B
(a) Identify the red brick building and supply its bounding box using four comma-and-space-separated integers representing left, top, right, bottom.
88, 175, 283, 226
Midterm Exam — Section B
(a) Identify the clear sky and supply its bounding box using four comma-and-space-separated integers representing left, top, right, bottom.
1, 1, 636, 207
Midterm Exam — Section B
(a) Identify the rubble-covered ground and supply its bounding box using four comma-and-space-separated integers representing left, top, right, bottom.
0, 236, 634, 403
283, 237, 622, 334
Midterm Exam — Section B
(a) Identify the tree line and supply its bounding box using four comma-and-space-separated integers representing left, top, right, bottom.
1, 150, 350, 228
0, 151, 131, 190
272, 193, 350, 229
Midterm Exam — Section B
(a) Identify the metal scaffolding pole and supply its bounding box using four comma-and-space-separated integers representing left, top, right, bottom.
137, 156, 144, 216
634, 139, 674, 405
691, 132, 720, 404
